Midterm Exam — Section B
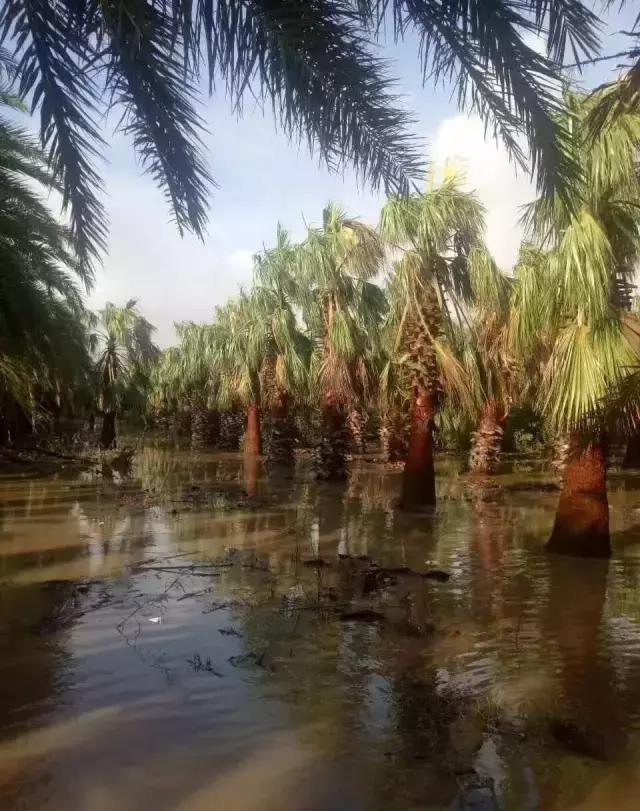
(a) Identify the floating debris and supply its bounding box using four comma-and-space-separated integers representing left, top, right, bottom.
187, 653, 222, 677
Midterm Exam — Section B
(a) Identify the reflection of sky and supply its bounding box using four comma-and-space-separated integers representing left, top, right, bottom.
15, 10, 639, 345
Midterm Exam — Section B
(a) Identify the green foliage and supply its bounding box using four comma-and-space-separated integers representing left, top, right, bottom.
522, 89, 640, 434
380, 177, 487, 416
0, 96, 92, 423
253, 225, 311, 406
92, 301, 159, 415
298, 202, 385, 408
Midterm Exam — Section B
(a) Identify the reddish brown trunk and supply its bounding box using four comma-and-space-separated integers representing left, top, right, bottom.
244, 453, 260, 499
622, 433, 640, 469
546, 438, 611, 558
244, 403, 262, 455
400, 388, 436, 508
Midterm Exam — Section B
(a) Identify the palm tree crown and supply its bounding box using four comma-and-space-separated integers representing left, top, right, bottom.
523, 89, 640, 431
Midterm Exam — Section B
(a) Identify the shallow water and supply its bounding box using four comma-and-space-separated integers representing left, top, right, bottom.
1, 448, 640, 810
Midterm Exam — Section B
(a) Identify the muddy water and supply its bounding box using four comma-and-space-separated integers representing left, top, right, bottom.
2, 449, 640, 810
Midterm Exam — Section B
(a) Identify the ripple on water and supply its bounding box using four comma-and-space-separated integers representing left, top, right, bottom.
2, 450, 640, 810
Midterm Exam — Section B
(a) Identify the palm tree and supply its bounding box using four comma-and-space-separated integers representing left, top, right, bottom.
378, 269, 412, 464
253, 225, 310, 467
177, 322, 220, 448
147, 346, 183, 438
522, 89, 640, 557
465, 249, 518, 474
379, 177, 485, 507
150, 323, 220, 447
0, 1, 604, 267
214, 294, 267, 456
91, 300, 159, 449
298, 203, 385, 480
0, 95, 91, 443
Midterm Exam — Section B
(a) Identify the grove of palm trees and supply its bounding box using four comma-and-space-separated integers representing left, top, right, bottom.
6, 2, 640, 807
4, 85, 640, 562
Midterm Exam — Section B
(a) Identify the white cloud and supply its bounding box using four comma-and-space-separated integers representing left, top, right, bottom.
85, 111, 536, 347
86, 175, 256, 347
430, 115, 535, 268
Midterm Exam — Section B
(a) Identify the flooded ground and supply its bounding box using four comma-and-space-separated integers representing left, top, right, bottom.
1, 447, 640, 810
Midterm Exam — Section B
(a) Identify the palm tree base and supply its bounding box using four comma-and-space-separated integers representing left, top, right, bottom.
191, 407, 219, 449
317, 403, 349, 481
469, 401, 506, 475
217, 412, 242, 450
546, 441, 611, 558
400, 391, 436, 508
155, 412, 173, 439
266, 414, 296, 468
347, 407, 366, 455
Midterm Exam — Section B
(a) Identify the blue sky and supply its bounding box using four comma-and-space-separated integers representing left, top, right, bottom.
82, 8, 636, 346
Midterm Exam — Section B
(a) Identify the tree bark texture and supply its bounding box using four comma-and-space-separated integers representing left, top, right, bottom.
347, 407, 366, 455
265, 392, 295, 468
380, 411, 409, 463
469, 399, 507, 475
217, 412, 242, 450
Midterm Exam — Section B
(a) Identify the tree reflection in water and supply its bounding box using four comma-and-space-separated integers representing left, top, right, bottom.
1, 450, 640, 809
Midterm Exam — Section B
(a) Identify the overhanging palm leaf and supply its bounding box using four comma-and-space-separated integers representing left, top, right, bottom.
0, 0, 608, 269
0, 0, 422, 269
0, 96, 91, 414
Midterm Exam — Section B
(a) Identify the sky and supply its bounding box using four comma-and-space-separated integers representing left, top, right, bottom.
76, 7, 637, 347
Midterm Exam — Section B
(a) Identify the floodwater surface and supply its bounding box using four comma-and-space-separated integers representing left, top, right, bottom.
2, 448, 640, 810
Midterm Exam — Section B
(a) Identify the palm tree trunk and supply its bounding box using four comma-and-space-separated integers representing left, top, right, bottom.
191, 406, 220, 449
190, 398, 208, 449
318, 395, 349, 481
551, 432, 571, 474
622, 432, 640, 469
155, 411, 172, 439
380, 412, 408, 463
100, 412, 116, 449
218, 412, 242, 450
244, 402, 262, 455
348, 407, 366, 454
469, 399, 507, 475
266, 393, 295, 468
401, 388, 436, 508
546, 437, 611, 558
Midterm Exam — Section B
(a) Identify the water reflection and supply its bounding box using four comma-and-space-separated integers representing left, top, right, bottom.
1, 449, 640, 809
